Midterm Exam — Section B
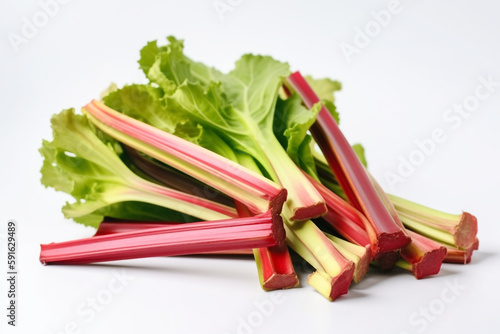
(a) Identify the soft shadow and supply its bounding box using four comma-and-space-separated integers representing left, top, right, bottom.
49, 258, 257, 281
181, 254, 255, 261
467, 251, 496, 265
336, 289, 367, 301
294, 271, 310, 288
431, 266, 459, 278
352, 269, 400, 290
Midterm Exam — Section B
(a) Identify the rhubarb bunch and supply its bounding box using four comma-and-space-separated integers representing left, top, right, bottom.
39, 36, 480, 303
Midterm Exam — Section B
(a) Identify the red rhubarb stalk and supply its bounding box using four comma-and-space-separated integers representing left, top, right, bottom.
83, 100, 286, 217
95, 216, 299, 290
95, 221, 254, 255
234, 200, 298, 290
286, 72, 410, 254
94, 221, 175, 236
398, 230, 447, 279
303, 172, 373, 252
40, 212, 281, 265
443, 238, 479, 264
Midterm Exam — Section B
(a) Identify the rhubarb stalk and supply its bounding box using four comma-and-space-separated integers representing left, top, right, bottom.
40, 212, 281, 265
125, 146, 234, 207
95, 221, 255, 255
303, 172, 373, 251
286, 72, 410, 255
283, 214, 354, 301
443, 238, 479, 264
234, 200, 299, 290
388, 194, 478, 249
40, 109, 237, 224
83, 100, 286, 217
324, 233, 371, 283
397, 230, 447, 279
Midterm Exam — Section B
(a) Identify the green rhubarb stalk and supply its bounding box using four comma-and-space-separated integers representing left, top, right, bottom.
388, 194, 478, 249
83, 100, 286, 218
108, 39, 326, 221
314, 148, 479, 268
85, 101, 302, 289
40, 109, 237, 228
369, 173, 447, 278
283, 211, 355, 301
324, 233, 371, 283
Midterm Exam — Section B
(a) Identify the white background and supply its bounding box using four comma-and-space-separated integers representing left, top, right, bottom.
1, 0, 499, 333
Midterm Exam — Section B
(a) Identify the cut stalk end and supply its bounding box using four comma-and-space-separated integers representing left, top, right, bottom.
376, 231, 412, 254
289, 202, 327, 221
400, 230, 447, 279
255, 245, 300, 290
443, 237, 479, 264
307, 264, 354, 301
455, 212, 478, 249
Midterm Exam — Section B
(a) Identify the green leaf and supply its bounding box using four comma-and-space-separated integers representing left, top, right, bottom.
221, 54, 291, 128
103, 84, 202, 143
40, 109, 214, 228
305, 75, 341, 124
352, 143, 368, 167
139, 40, 162, 77
273, 94, 321, 164
137, 38, 291, 172
73, 201, 197, 227
114, 37, 325, 218
297, 135, 320, 181
40, 109, 140, 227
163, 54, 291, 177
139, 36, 222, 95
103, 84, 238, 161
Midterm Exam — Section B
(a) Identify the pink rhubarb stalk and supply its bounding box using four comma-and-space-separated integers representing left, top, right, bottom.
303, 172, 373, 252
128, 145, 298, 289
96, 217, 299, 289
234, 201, 299, 290
95, 221, 254, 255
40, 211, 282, 265
94, 221, 177, 236
286, 72, 410, 255
125, 146, 234, 207
83, 100, 286, 218
368, 172, 413, 271
443, 238, 479, 264
131, 177, 238, 220
398, 230, 447, 279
